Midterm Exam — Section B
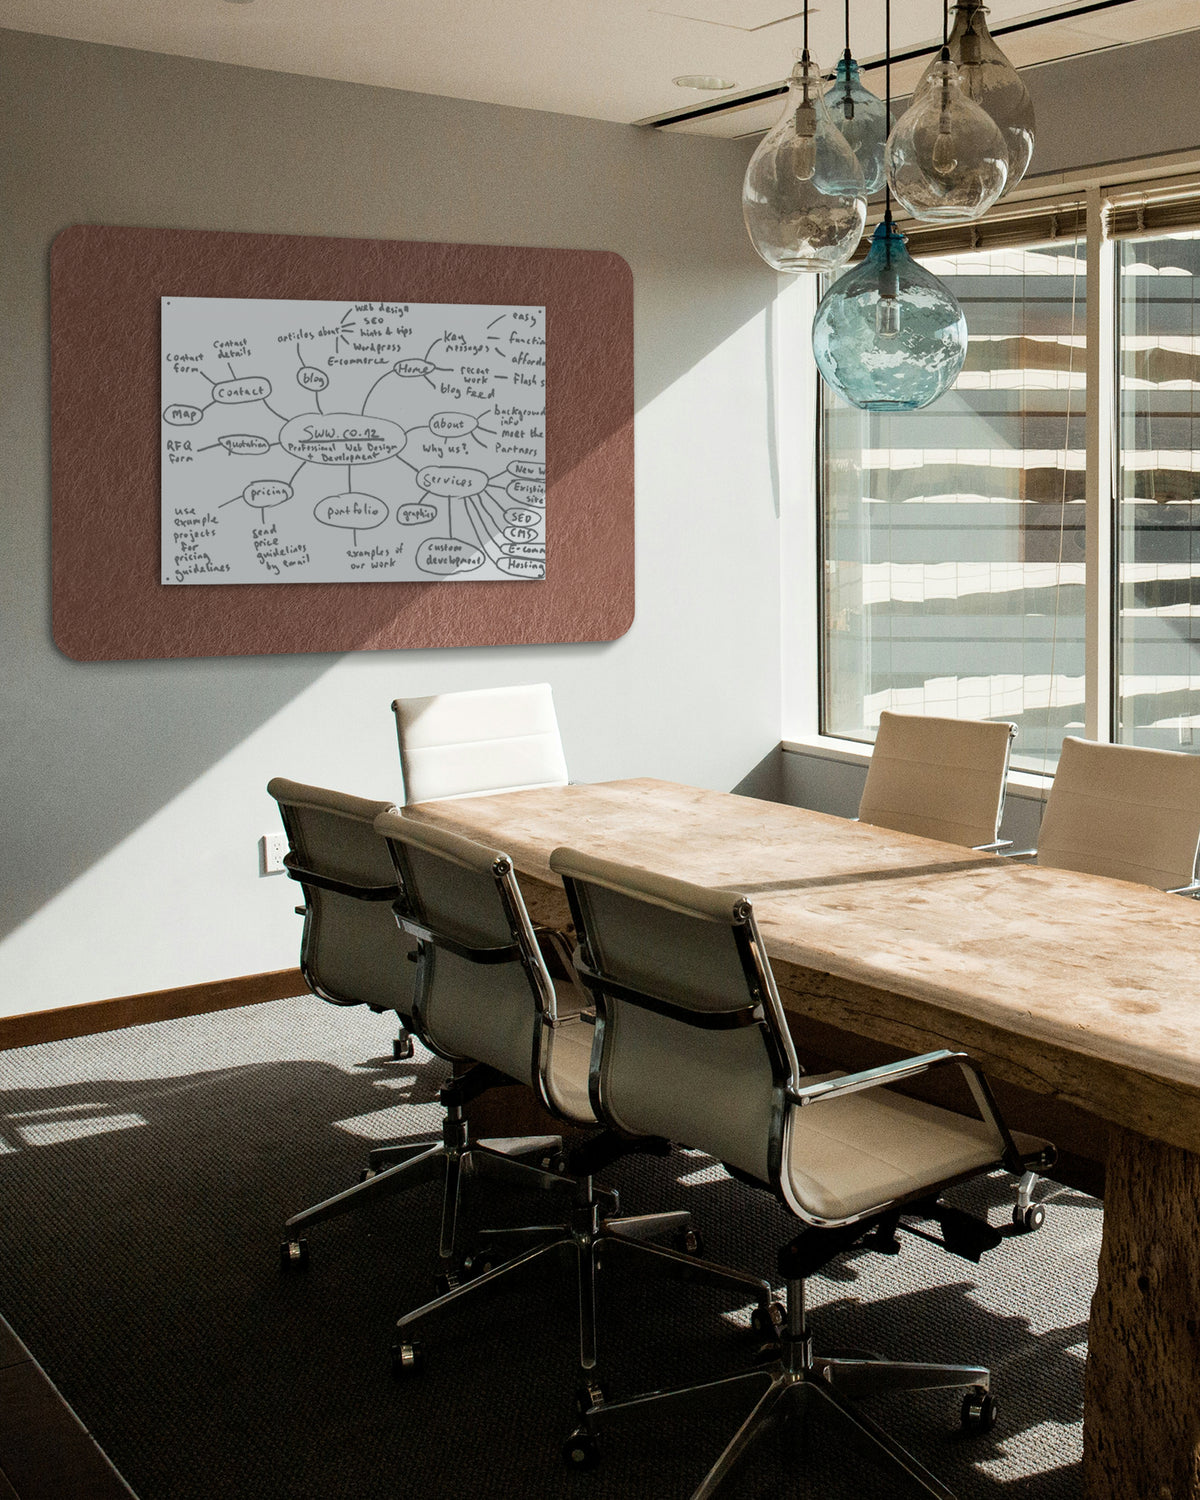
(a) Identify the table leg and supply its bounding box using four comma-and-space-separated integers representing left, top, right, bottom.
1084, 1127, 1200, 1499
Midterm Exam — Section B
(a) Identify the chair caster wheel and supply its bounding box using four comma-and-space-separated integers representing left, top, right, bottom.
540, 1150, 570, 1176
961, 1388, 998, 1434
459, 1252, 493, 1279
574, 1381, 605, 1417
1012, 1202, 1045, 1232
433, 1268, 463, 1295
750, 1301, 785, 1335
673, 1225, 704, 1256
391, 1339, 425, 1377
563, 1429, 601, 1470
392, 1033, 415, 1061
279, 1238, 308, 1271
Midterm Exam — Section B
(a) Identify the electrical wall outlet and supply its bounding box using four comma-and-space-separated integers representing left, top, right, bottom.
260, 832, 288, 876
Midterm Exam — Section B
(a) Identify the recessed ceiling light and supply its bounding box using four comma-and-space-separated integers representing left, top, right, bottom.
673, 74, 737, 90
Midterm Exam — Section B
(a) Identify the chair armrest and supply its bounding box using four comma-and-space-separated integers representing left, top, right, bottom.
787, 1049, 966, 1106
1167, 881, 1200, 898
971, 838, 1012, 853
788, 1050, 1049, 1177
997, 847, 1037, 860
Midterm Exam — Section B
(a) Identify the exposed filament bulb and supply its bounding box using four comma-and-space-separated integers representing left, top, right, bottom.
932, 101, 958, 175
792, 97, 817, 181
876, 263, 901, 337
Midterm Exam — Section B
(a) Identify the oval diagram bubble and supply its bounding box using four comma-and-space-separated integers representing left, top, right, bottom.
416, 466, 489, 498
504, 508, 540, 528
212, 376, 272, 404
220, 434, 271, 455
498, 555, 544, 578
394, 358, 435, 378
297, 367, 329, 391
507, 461, 545, 480
503, 542, 545, 560
314, 494, 389, 532
243, 480, 293, 509
397, 503, 438, 526
279, 414, 406, 467
507, 478, 545, 505
163, 404, 204, 427
416, 538, 486, 576
429, 412, 478, 437
504, 526, 539, 544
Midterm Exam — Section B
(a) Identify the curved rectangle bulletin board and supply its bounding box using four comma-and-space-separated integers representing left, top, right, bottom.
51, 225, 634, 660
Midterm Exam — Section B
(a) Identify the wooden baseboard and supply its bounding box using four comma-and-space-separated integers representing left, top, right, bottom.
0, 969, 306, 1052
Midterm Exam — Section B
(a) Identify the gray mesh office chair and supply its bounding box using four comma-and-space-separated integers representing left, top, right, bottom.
550, 846, 1055, 1499
374, 810, 774, 1382
858, 710, 1017, 851
268, 777, 563, 1272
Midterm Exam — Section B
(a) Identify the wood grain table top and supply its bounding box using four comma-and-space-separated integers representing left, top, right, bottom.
405, 778, 1200, 1138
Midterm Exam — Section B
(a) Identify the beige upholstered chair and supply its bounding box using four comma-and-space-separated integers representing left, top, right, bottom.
268, 777, 562, 1273
858, 710, 1017, 850
550, 846, 1053, 1495
392, 682, 568, 805
375, 811, 772, 1381
1037, 735, 1200, 892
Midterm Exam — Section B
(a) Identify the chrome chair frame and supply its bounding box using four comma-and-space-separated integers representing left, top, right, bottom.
555, 858, 1054, 1498
377, 822, 774, 1378
272, 786, 564, 1271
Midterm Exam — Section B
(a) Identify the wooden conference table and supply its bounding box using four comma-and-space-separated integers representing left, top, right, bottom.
405, 777, 1200, 1500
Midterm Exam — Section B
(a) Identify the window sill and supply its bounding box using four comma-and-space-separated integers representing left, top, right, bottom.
781, 735, 1053, 800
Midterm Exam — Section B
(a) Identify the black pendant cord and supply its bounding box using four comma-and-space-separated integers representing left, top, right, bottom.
944, 0, 950, 50
803, 0, 809, 58
844, 0, 851, 62
884, 0, 893, 233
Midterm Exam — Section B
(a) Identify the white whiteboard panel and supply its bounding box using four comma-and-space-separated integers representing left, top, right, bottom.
160, 297, 546, 585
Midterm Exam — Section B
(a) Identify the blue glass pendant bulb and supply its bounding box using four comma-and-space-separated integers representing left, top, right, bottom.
811, 218, 968, 411
830, 53, 889, 194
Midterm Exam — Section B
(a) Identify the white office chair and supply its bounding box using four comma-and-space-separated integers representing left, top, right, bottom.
392, 682, 569, 804
374, 811, 774, 1382
268, 777, 564, 1273
858, 710, 1017, 850
550, 846, 1054, 1498
1036, 735, 1200, 893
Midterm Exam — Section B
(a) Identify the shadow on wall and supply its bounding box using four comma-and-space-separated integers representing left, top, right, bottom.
2, 653, 333, 941
3, 29, 779, 947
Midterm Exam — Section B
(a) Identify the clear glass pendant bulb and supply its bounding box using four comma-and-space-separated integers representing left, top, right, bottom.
830, 54, 889, 194
921, 0, 1034, 191
742, 51, 866, 274
811, 219, 968, 411
886, 56, 1007, 223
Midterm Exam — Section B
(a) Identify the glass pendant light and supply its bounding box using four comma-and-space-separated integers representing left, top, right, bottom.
811, 0, 968, 411
923, 0, 1035, 191
886, 0, 1007, 223
742, 0, 866, 274
830, 0, 889, 194
811, 215, 968, 409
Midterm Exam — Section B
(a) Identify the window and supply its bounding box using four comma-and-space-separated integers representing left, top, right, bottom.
1117, 227, 1200, 750
817, 172, 1200, 773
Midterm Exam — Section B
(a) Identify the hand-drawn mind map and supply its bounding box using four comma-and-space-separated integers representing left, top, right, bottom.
160, 297, 546, 585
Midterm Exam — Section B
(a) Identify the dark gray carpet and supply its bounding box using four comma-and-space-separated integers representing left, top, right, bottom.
0, 996, 1094, 1498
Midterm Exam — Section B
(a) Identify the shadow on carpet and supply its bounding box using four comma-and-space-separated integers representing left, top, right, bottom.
0, 996, 1095, 1498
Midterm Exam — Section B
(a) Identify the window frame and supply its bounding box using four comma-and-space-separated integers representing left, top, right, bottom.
786, 153, 1200, 780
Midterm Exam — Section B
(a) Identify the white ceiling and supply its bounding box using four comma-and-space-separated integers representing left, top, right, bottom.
0, 0, 1195, 138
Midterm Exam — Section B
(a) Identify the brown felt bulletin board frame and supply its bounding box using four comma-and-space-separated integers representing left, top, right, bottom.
51, 225, 634, 661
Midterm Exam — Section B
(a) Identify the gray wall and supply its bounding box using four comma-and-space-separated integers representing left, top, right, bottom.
0, 29, 781, 1013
